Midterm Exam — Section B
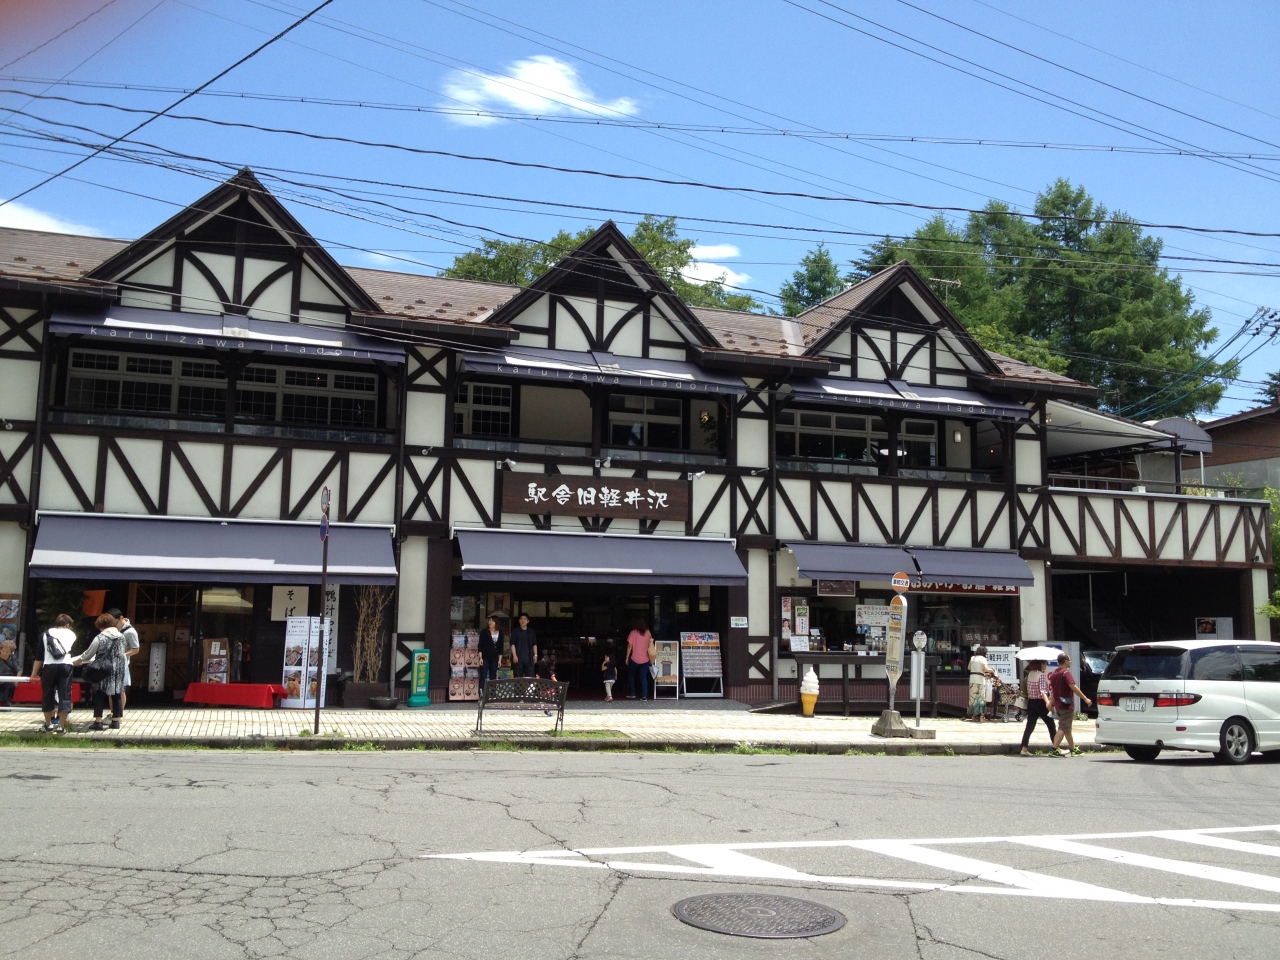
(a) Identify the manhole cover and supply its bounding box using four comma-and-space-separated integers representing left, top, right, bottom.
672, 893, 845, 939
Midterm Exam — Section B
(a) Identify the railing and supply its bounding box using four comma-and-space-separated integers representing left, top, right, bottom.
777, 458, 1000, 483
1048, 473, 1257, 499
454, 437, 590, 458
50, 409, 395, 445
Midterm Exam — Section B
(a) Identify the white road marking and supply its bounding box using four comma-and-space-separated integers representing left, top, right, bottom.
426, 825, 1280, 913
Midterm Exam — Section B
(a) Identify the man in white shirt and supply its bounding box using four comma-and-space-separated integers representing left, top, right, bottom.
30, 613, 78, 733
108, 609, 140, 707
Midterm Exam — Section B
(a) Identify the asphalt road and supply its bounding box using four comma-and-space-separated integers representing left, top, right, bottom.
3, 747, 1280, 959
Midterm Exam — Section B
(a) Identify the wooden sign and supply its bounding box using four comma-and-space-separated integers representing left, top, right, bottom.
503, 475, 688, 521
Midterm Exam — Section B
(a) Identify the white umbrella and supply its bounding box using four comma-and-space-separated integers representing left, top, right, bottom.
1016, 646, 1064, 661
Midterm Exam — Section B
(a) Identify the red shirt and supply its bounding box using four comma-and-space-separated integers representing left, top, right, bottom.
1049, 667, 1076, 708
627, 630, 651, 664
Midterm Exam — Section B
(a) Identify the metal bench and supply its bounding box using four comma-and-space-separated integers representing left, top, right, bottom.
475, 678, 569, 735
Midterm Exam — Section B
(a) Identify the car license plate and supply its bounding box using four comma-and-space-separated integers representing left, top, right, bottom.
1123, 697, 1147, 712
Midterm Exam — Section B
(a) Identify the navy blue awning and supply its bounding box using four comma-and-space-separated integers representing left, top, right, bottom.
784, 542, 914, 582
457, 529, 747, 586
50, 306, 405, 364
459, 346, 747, 396
787, 377, 1028, 421
909, 547, 1034, 588
30, 514, 397, 585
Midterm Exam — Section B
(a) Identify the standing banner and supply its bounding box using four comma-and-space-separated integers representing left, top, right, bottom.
281, 616, 329, 709
985, 646, 1018, 686
653, 639, 680, 699
323, 584, 340, 673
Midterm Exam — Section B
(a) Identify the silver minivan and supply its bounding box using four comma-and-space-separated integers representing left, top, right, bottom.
1095, 640, 1280, 764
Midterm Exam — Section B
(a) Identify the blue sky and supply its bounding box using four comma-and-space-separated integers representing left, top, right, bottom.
2, 0, 1278, 415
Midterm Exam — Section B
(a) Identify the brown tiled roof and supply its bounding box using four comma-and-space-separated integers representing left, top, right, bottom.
793, 263, 905, 343
0, 226, 126, 284
344, 266, 518, 325
690, 306, 794, 357
986, 351, 1088, 388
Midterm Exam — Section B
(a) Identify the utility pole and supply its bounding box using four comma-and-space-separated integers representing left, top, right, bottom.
314, 486, 330, 736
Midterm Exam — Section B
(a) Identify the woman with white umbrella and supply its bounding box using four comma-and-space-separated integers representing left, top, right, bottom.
1016, 647, 1061, 755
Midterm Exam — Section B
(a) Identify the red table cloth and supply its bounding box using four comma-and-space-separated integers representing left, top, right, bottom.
10, 679, 83, 704
183, 683, 288, 708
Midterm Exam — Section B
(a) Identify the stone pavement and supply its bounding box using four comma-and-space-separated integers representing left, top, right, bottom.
0, 700, 1101, 754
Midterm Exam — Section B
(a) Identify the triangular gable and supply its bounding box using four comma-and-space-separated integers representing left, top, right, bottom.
798, 261, 1002, 381
88, 168, 378, 321
485, 221, 717, 349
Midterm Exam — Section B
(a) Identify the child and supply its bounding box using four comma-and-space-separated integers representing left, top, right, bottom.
601, 654, 616, 702
535, 653, 556, 681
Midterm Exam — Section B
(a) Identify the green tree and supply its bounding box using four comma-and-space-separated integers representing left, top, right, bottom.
852, 180, 1235, 416
443, 216, 759, 311
778, 244, 846, 316
1258, 372, 1280, 406
1257, 486, 1280, 620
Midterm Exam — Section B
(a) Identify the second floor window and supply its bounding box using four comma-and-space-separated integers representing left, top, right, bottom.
776, 410, 886, 461
454, 382, 511, 437
609, 394, 682, 449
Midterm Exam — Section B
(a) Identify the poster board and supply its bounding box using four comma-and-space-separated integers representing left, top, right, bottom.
1195, 617, 1233, 640
654, 639, 680, 699
680, 632, 723, 698
281, 616, 329, 709
985, 646, 1018, 686
202, 638, 230, 684
448, 631, 481, 701
856, 604, 891, 649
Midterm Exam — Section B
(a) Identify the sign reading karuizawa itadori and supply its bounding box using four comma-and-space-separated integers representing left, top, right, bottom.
503, 474, 688, 521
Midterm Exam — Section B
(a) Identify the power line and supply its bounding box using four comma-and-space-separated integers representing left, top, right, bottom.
0, 0, 122, 71
0, 0, 335, 209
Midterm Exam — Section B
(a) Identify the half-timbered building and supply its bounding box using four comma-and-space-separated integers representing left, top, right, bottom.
0, 170, 1270, 705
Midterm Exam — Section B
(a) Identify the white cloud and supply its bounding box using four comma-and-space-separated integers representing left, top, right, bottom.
684, 243, 750, 288
0, 200, 100, 235
442, 55, 638, 126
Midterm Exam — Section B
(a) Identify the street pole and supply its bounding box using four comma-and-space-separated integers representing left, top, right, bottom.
314, 486, 330, 737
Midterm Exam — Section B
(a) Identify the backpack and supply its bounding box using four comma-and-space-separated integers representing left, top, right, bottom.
44, 630, 66, 661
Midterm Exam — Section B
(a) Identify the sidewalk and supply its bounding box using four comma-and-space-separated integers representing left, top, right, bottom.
0, 701, 1102, 754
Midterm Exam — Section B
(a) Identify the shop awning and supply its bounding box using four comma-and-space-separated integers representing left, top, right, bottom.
908, 548, 1034, 588
786, 377, 1028, 421
456, 529, 747, 586
458, 346, 747, 396
30, 514, 397, 585
784, 542, 914, 582
49, 306, 405, 364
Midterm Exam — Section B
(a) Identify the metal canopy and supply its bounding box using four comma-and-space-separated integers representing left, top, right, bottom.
1044, 400, 1169, 459
50, 305, 405, 364
909, 547, 1034, 587
786, 377, 1029, 421
458, 346, 747, 396
784, 542, 914, 582
456, 529, 747, 585
30, 513, 397, 585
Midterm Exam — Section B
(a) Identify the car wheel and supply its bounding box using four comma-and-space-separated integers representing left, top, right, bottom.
1124, 745, 1161, 762
1215, 718, 1255, 765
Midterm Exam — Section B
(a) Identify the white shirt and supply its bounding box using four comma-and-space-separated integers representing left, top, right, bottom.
968, 655, 990, 679
41, 627, 78, 666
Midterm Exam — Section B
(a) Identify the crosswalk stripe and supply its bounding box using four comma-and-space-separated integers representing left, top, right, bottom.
1014, 837, 1280, 894
1154, 830, 1280, 858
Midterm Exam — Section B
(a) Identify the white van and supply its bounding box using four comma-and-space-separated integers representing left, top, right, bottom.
1095, 640, 1280, 764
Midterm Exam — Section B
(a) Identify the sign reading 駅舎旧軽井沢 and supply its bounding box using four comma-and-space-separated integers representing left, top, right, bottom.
502, 475, 688, 521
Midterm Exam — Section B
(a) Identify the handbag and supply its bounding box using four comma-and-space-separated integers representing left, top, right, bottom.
81, 660, 110, 683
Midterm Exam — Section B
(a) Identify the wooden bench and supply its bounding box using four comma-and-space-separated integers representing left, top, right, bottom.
475, 678, 569, 735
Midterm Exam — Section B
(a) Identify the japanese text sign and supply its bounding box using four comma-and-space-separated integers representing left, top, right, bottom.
503, 474, 689, 521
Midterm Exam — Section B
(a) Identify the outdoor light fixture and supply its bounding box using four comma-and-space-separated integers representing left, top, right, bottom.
496, 459, 517, 470
953, 430, 963, 444
420, 447, 432, 456
687, 471, 706, 481
594, 457, 612, 468
750, 468, 767, 476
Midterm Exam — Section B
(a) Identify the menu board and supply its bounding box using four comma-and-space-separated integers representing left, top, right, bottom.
202, 637, 229, 684
680, 632, 723, 698
281, 616, 329, 709
856, 604, 891, 648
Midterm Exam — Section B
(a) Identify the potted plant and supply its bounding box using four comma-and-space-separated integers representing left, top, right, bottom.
343, 585, 396, 708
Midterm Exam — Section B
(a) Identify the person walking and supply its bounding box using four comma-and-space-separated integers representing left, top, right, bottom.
966, 645, 997, 722
624, 617, 653, 701
1049, 652, 1092, 757
1019, 659, 1057, 756
477, 616, 502, 693
108, 609, 140, 707
30, 614, 78, 733
510, 613, 537, 679
75, 614, 129, 731
0, 634, 20, 707
601, 654, 616, 702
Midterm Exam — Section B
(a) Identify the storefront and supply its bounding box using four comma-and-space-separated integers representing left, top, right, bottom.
774, 542, 1032, 702
442, 527, 747, 699
28, 513, 397, 695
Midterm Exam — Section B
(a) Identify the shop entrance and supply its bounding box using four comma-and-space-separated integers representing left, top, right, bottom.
448, 579, 720, 695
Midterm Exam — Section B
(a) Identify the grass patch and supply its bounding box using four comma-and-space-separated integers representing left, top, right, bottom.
342, 740, 383, 751
547, 729, 628, 739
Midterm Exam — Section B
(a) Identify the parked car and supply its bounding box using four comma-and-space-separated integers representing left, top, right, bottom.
1080, 650, 1114, 717
1095, 640, 1280, 764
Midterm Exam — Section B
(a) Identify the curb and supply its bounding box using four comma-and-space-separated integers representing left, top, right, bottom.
1, 730, 1114, 755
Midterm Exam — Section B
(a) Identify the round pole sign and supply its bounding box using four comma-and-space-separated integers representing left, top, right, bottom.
891, 571, 912, 593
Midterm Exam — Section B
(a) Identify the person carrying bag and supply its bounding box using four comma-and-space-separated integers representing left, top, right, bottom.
74, 614, 129, 731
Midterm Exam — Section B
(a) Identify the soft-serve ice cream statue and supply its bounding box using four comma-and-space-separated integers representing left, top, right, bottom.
800, 666, 820, 717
